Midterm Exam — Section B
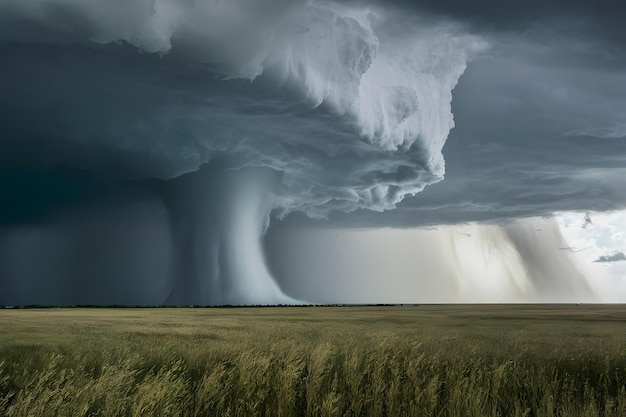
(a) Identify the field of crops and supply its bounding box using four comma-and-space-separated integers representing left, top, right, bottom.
1, 305, 625, 416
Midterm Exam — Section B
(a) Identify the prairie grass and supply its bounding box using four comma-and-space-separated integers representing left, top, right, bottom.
0, 305, 625, 416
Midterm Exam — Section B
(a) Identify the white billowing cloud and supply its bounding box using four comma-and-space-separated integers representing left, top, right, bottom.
0, 0, 486, 218
556, 210, 626, 302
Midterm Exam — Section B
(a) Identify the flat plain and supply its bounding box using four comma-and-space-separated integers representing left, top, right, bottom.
1, 305, 625, 416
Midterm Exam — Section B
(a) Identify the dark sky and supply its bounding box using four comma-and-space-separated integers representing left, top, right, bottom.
1, 0, 625, 304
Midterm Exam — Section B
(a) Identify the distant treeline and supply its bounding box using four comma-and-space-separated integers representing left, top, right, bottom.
1, 303, 419, 309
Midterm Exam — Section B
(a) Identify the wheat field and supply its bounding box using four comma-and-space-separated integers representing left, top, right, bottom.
0, 305, 625, 416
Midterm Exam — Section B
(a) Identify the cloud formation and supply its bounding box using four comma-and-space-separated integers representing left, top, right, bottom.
595, 252, 626, 263
2, 0, 625, 305
0, 0, 484, 218
278, 6, 626, 229
0, 0, 485, 304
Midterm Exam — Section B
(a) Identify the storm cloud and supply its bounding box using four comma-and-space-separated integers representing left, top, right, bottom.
1, 0, 625, 304
0, 0, 483, 304
276, 0, 626, 229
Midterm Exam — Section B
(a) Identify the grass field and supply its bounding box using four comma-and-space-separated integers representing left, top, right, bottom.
0, 305, 625, 416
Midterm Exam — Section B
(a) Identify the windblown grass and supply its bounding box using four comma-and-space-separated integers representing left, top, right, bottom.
0, 305, 625, 416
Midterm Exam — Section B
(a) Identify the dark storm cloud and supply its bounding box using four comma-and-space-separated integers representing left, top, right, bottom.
0, 170, 96, 224
595, 252, 626, 263
2, 0, 623, 229
0, 0, 486, 218
2, 0, 626, 305
270, 0, 626, 230
354, 0, 626, 75
0, 0, 489, 304
363, 0, 626, 36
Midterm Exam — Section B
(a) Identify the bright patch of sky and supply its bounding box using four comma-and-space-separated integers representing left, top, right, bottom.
556, 210, 626, 302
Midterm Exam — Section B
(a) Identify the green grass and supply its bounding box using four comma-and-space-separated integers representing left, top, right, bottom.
1, 305, 625, 416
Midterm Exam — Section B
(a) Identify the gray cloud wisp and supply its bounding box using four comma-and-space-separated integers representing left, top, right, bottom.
594, 252, 626, 263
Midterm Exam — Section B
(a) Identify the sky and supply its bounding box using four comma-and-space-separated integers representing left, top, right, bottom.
0, 0, 625, 305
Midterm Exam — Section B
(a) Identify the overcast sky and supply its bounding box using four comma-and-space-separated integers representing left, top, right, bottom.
1, 0, 625, 305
